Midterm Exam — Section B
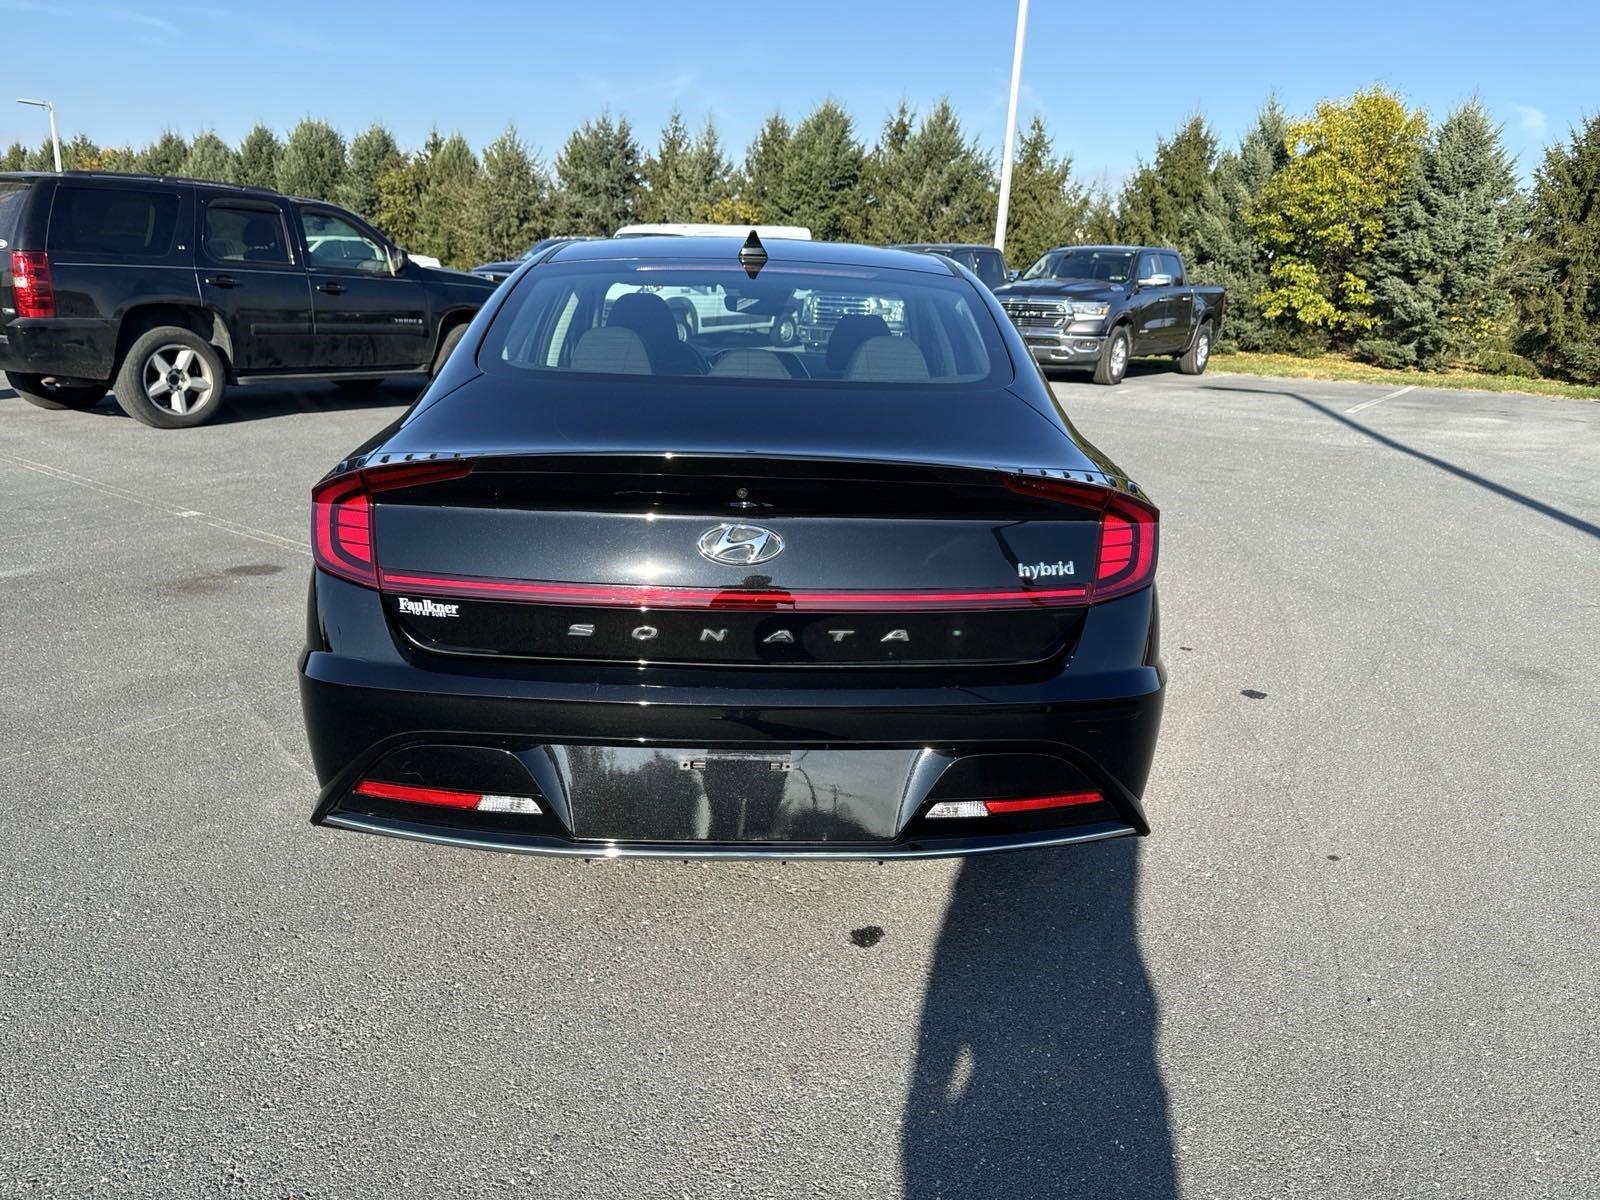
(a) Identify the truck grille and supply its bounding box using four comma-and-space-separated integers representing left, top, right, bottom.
813, 295, 874, 322
1001, 299, 1068, 330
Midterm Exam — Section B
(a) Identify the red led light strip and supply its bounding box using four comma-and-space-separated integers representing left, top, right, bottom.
377, 569, 1089, 612
983, 791, 1104, 814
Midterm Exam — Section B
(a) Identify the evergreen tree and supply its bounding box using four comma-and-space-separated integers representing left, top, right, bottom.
138, 130, 189, 176
640, 110, 695, 222
415, 132, 480, 266
277, 118, 346, 199
468, 124, 548, 263
182, 130, 238, 183
682, 118, 734, 220
1518, 114, 1600, 382
60, 134, 103, 171
237, 124, 282, 188
2, 142, 26, 171
1080, 188, 1120, 244
1251, 87, 1427, 339
342, 124, 401, 221
1191, 99, 1294, 351
1360, 101, 1525, 369
376, 155, 424, 249
865, 101, 919, 243
1004, 114, 1091, 267
99, 146, 138, 173
742, 114, 792, 222
552, 114, 644, 235
1116, 115, 1217, 256
777, 100, 867, 242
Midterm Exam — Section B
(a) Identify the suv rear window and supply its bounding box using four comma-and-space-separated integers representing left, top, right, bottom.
49, 185, 181, 258
0, 182, 28, 249
482, 258, 1007, 387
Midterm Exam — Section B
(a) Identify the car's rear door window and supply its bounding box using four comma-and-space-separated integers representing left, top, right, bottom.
482, 258, 1010, 388
48, 185, 182, 259
204, 202, 292, 265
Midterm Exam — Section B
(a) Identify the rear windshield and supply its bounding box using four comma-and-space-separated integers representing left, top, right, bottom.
480, 258, 1008, 387
0, 182, 27, 248
48, 184, 181, 258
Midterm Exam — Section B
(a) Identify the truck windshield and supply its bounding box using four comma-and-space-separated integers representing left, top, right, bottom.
1021, 249, 1136, 284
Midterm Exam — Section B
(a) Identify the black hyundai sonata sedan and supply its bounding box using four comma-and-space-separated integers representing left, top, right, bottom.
298, 235, 1164, 859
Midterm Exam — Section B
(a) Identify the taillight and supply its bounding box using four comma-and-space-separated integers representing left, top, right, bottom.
10, 251, 55, 319
1005, 474, 1158, 602
311, 459, 473, 588
925, 790, 1105, 819
353, 778, 541, 814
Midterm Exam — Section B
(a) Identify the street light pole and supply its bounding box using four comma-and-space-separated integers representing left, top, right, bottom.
992, 0, 1029, 253
16, 98, 62, 172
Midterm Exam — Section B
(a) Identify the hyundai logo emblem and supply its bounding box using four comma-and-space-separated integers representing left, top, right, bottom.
697, 523, 785, 566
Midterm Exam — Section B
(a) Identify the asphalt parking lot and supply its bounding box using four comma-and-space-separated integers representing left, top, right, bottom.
2, 367, 1596, 1199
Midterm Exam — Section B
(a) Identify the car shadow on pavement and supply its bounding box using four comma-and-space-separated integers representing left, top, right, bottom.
1203, 383, 1600, 541
902, 840, 1177, 1200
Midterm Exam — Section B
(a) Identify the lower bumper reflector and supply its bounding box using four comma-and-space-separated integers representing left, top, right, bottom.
353, 778, 542, 815
926, 790, 1104, 819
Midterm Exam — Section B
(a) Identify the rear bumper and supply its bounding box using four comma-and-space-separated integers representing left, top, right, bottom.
0, 317, 118, 381
299, 573, 1165, 860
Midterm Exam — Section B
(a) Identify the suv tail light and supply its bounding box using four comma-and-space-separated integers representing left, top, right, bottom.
1005, 474, 1159, 602
311, 459, 474, 587
10, 251, 55, 319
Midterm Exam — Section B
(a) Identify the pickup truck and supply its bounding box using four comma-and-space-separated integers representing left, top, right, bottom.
992, 244, 1224, 385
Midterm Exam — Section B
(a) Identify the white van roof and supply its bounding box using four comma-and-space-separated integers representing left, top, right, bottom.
612, 222, 813, 241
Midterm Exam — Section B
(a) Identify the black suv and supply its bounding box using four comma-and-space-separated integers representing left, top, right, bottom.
0, 172, 495, 427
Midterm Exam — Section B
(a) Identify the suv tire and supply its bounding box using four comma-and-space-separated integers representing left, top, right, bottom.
7, 372, 107, 411
1178, 321, 1213, 376
1093, 325, 1131, 386
432, 324, 468, 376
113, 327, 227, 428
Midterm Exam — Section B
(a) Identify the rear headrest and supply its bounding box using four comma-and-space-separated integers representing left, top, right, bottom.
571, 326, 652, 375
826, 314, 891, 370
609, 291, 680, 345
844, 335, 930, 382
709, 349, 793, 379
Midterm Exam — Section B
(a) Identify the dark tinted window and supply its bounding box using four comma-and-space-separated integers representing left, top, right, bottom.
0, 182, 28, 248
1159, 253, 1184, 284
1136, 252, 1162, 282
966, 249, 1007, 289
482, 258, 1006, 387
49, 185, 180, 257
204, 204, 290, 264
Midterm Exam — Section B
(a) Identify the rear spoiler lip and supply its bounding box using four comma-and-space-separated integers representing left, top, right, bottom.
330, 447, 1121, 493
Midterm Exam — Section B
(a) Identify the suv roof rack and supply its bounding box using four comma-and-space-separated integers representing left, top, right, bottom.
51, 169, 285, 196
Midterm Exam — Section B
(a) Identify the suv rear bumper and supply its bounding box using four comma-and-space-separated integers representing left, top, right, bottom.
0, 317, 117, 381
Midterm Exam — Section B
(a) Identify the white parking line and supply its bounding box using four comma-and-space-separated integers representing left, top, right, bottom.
0, 451, 310, 555
1346, 384, 1415, 415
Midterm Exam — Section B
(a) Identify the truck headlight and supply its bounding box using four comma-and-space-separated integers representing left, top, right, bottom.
1069, 302, 1110, 321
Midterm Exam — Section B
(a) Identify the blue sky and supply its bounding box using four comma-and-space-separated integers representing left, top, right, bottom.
5, 0, 1594, 187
